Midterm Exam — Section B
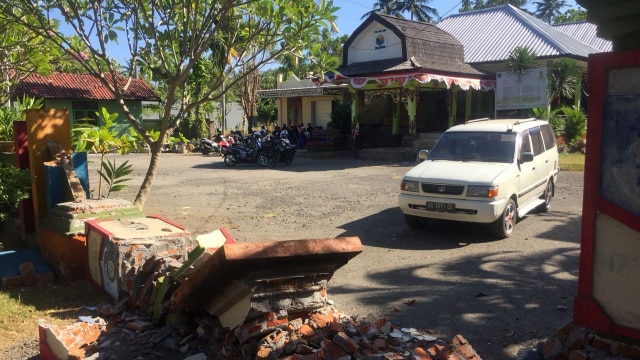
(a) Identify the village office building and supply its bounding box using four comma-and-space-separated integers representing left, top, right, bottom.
260, 6, 610, 149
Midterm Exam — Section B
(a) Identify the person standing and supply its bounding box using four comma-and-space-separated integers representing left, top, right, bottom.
290, 124, 299, 147
298, 123, 306, 150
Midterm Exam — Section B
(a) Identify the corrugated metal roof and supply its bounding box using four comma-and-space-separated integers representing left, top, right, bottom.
14, 72, 160, 101
553, 21, 612, 53
436, 5, 601, 64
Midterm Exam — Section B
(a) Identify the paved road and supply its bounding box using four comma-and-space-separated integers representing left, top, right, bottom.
93, 152, 584, 359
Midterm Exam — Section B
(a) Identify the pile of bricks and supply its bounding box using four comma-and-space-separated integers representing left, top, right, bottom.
540, 321, 640, 360
2, 261, 54, 288
41, 299, 484, 360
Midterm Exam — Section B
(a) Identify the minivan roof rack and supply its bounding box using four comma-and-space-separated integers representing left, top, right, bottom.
513, 118, 536, 125
465, 117, 491, 124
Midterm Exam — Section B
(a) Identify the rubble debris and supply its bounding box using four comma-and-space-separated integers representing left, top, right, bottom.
0, 249, 55, 288
40, 301, 488, 360
539, 321, 640, 360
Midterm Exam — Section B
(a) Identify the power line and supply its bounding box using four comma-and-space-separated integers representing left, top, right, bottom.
438, 0, 464, 21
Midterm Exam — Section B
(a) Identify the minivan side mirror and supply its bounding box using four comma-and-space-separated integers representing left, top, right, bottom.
415, 149, 429, 163
520, 152, 534, 163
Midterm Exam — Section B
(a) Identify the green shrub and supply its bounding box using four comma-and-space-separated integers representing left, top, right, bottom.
0, 165, 33, 221
559, 105, 586, 145
530, 107, 563, 135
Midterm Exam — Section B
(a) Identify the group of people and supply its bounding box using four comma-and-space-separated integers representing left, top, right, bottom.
249, 123, 315, 150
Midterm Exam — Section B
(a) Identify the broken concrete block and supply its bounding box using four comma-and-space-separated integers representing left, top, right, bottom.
86, 216, 195, 301
172, 237, 363, 329
39, 319, 102, 360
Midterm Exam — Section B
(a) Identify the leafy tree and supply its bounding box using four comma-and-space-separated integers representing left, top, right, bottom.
534, 0, 568, 24
398, 0, 439, 22
506, 46, 539, 80
0, 165, 33, 221
277, 29, 347, 81
553, 8, 587, 23
2, 0, 339, 208
0, 96, 44, 141
459, 0, 528, 12
548, 58, 582, 107
0, 15, 60, 104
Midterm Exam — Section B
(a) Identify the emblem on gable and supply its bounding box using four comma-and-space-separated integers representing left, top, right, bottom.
376, 34, 385, 47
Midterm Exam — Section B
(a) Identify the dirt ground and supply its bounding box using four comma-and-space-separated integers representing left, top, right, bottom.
3, 151, 585, 359
97, 151, 583, 360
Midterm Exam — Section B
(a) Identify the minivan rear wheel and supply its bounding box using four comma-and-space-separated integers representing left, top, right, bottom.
405, 214, 429, 229
491, 199, 516, 238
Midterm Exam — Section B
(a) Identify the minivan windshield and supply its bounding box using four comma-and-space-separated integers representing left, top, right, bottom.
428, 131, 516, 163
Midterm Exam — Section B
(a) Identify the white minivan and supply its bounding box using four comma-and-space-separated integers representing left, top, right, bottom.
398, 118, 559, 238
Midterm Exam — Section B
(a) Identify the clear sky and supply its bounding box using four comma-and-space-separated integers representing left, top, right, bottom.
332, 0, 581, 38
97, 0, 580, 65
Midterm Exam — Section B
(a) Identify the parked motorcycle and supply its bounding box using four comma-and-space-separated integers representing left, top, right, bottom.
261, 136, 297, 166
223, 138, 269, 167
199, 135, 229, 156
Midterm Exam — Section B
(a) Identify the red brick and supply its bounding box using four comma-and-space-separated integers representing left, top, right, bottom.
332, 332, 359, 355
616, 342, 640, 358
413, 346, 432, 360
298, 324, 315, 337
2, 276, 24, 288
256, 344, 271, 360
373, 338, 388, 350
35, 272, 54, 287
322, 341, 350, 360
19, 262, 35, 277
309, 313, 332, 329
590, 336, 613, 352
568, 349, 588, 360
327, 321, 344, 335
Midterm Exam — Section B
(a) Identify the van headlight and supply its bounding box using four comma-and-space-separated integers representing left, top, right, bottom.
467, 185, 499, 198
401, 180, 420, 192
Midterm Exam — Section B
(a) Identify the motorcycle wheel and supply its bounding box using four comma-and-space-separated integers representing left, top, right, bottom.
284, 154, 294, 165
220, 147, 228, 156
257, 154, 269, 167
202, 147, 210, 156
223, 154, 237, 167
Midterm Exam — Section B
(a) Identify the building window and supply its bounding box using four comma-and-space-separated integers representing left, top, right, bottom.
72, 101, 99, 126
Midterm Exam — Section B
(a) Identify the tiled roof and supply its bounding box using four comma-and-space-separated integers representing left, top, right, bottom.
436, 5, 601, 64
552, 21, 612, 53
14, 72, 160, 101
338, 13, 485, 78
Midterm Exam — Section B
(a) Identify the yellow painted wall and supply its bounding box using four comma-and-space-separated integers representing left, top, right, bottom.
25, 109, 71, 224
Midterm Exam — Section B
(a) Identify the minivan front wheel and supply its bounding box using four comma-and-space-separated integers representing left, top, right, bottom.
537, 180, 553, 213
492, 199, 516, 238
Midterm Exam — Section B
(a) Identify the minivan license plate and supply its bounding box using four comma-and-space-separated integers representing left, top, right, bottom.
426, 201, 455, 212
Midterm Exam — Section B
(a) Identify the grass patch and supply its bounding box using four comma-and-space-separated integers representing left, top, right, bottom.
0, 280, 105, 351
559, 152, 585, 171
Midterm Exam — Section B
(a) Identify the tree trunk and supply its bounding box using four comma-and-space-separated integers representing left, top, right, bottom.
133, 141, 162, 208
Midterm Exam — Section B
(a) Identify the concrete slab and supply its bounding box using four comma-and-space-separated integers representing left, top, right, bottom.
171, 237, 363, 328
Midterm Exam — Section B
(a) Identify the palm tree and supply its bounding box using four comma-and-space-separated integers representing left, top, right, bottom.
361, 0, 403, 20
397, 0, 439, 22
506, 46, 539, 81
533, 0, 568, 24
548, 58, 582, 107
